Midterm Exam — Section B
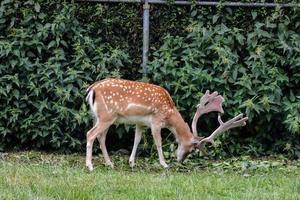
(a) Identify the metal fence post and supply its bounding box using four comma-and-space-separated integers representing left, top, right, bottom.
142, 0, 150, 77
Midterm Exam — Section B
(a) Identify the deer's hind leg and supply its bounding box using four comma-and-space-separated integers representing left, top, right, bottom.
96, 127, 114, 168
86, 110, 115, 171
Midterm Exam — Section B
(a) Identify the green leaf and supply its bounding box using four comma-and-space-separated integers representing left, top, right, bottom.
251, 11, 257, 20
13, 90, 20, 99
34, 3, 41, 12
213, 15, 219, 24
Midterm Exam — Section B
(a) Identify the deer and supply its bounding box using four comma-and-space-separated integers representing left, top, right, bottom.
85, 78, 248, 171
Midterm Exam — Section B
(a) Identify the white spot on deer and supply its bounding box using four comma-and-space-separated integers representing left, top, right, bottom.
125, 103, 147, 111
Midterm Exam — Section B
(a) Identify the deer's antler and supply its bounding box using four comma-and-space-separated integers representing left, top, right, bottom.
196, 114, 248, 150
192, 90, 224, 136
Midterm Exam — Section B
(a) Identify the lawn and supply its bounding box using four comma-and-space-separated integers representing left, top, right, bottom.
0, 151, 299, 200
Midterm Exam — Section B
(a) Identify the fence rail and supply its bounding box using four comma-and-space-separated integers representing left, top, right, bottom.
77, 0, 300, 7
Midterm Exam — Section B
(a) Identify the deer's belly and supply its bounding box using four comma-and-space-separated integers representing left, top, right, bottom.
115, 115, 152, 127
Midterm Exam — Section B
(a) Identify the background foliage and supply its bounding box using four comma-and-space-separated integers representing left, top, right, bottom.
0, 0, 299, 158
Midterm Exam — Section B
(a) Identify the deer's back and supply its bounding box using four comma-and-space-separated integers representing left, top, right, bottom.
88, 79, 175, 121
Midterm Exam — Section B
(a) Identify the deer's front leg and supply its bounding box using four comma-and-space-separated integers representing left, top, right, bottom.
129, 125, 143, 167
151, 125, 168, 168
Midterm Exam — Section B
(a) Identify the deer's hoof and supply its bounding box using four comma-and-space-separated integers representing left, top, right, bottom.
161, 162, 169, 169
86, 164, 94, 172
129, 160, 135, 168
105, 162, 114, 169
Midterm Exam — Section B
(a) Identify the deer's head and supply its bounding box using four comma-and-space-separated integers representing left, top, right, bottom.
176, 90, 248, 163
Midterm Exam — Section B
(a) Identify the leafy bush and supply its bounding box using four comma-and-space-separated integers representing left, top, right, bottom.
147, 7, 300, 158
0, 0, 130, 151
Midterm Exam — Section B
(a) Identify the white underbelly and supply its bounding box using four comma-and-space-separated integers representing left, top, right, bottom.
115, 115, 152, 127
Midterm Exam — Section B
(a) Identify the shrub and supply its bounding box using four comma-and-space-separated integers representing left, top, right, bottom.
147, 7, 300, 157
0, 0, 130, 151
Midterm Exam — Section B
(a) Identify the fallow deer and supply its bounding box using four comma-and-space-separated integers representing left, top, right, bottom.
85, 78, 248, 171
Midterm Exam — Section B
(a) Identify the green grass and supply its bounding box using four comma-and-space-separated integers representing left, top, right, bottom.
0, 151, 299, 200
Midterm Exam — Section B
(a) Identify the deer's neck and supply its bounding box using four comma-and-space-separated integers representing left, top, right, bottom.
167, 109, 194, 144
